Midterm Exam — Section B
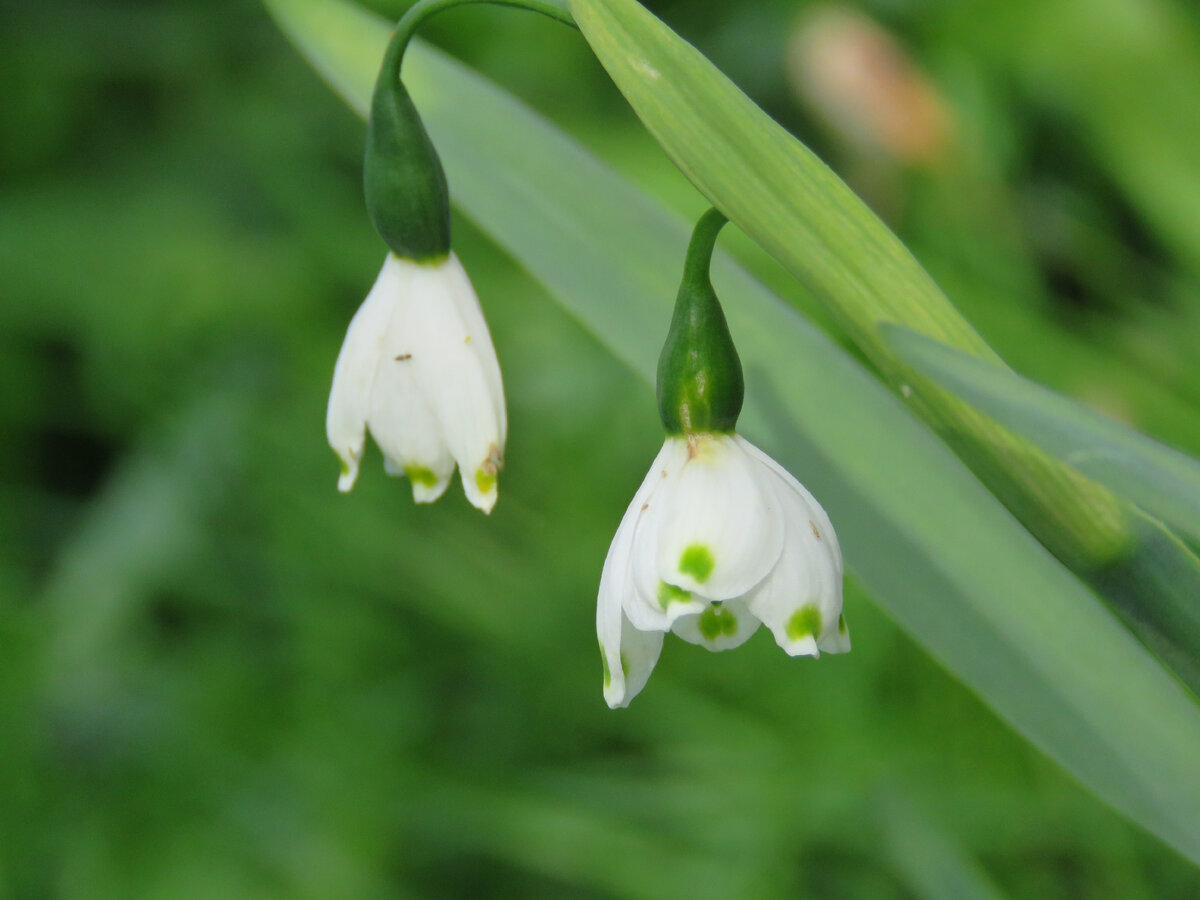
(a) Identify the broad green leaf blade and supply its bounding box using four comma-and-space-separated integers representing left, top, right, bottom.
568, 0, 1130, 570
887, 325, 1200, 542
265, 0, 1200, 864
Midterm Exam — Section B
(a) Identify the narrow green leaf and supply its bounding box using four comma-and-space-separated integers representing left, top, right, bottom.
887, 325, 1200, 542
265, 0, 1200, 864
887, 326, 1200, 690
567, 0, 1131, 570
879, 793, 1011, 900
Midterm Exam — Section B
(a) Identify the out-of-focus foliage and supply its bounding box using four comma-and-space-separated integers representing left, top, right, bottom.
2, 1, 1199, 898
275, 0, 1200, 868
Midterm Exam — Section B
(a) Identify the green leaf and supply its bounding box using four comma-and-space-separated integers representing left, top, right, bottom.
887, 326, 1200, 691
567, 0, 1131, 571
878, 793, 1011, 900
265, 0, 1200, 865
887, 325, 1200, 542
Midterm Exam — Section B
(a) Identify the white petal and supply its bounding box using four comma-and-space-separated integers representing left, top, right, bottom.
738, 436, 843, 578
406, 255, 506, 513
622, 441, 706, 632
739, 437, 845, 657
655, 434, 785, 600
365, 269, 457, 504
441, 253, 506, 443
598, 603, 664, 710
598, 454, 669, 708
612, 614, 664, 708
671, 598, 761, 652
818, 612, 851, 655
325, 255, 407, 492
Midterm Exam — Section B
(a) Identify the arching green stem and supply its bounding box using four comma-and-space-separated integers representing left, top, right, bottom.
383, 0, 576, 84
365, 0, 576, 261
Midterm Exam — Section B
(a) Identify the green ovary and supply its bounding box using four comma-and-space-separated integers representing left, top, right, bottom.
678, 543, 715, 583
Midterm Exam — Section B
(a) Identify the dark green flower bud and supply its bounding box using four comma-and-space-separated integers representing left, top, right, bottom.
657, 209, 744, 434
363, 37, 451, 262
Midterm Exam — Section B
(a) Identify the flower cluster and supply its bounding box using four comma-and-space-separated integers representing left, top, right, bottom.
324, 5, 847, 708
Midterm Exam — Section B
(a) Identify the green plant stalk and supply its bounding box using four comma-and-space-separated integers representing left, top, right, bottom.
568, 0, 1132, 571
365, 0, 575, 259
390, 0, 574, 52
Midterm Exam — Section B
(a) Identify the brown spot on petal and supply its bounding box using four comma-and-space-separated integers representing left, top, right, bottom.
394, 353, 412, 361
482, 443, 503, 474
641, 503, 649, 511
661, 469, 668, 478
810, 521, 821, 539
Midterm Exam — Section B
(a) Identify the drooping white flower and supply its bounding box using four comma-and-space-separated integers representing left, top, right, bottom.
326, 252, 506, 513
597, 433, 846, 709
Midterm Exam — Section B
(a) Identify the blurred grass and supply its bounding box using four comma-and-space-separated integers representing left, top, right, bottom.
2, 0, 1200, 897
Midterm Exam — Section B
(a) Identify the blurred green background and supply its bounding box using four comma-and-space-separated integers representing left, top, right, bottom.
3, 0, 1200, 896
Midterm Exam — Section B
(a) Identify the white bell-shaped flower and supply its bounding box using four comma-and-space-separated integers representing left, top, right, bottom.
597, 433, 846, 709
326, 252, 506, 513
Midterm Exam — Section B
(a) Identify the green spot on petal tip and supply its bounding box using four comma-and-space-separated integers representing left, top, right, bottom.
475, 468, 497, 495
697, 602, 738, 641
599, 642, 611, 688
678, 544, 715, 583
787, 606, 822, 642
657, 581, 692, 610
404, 464, 439, 488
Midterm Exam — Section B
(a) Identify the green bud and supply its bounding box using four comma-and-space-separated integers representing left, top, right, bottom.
657, 209, 744, 434
363, 37, 451, 262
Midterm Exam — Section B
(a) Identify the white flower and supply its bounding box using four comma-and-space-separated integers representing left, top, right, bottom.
597, 433, 846, 708
326, 252, 506, 513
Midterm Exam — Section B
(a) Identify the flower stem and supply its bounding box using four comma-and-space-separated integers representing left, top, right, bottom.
681, 207, 728, 290
365, 0, 573, 260
383, 0, 577, 83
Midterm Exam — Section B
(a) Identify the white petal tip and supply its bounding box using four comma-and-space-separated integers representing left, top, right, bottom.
468, 490, 498, 515
381, 457, 453, 505
412, 482, 451, 505
602, 656, 630, 709
603, 689, 628, 710
671, 601, 761, 652
462, 461, 500, 514
781, 634, 820, 658
818, 626, 851, 655
336, 460, 359, 493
